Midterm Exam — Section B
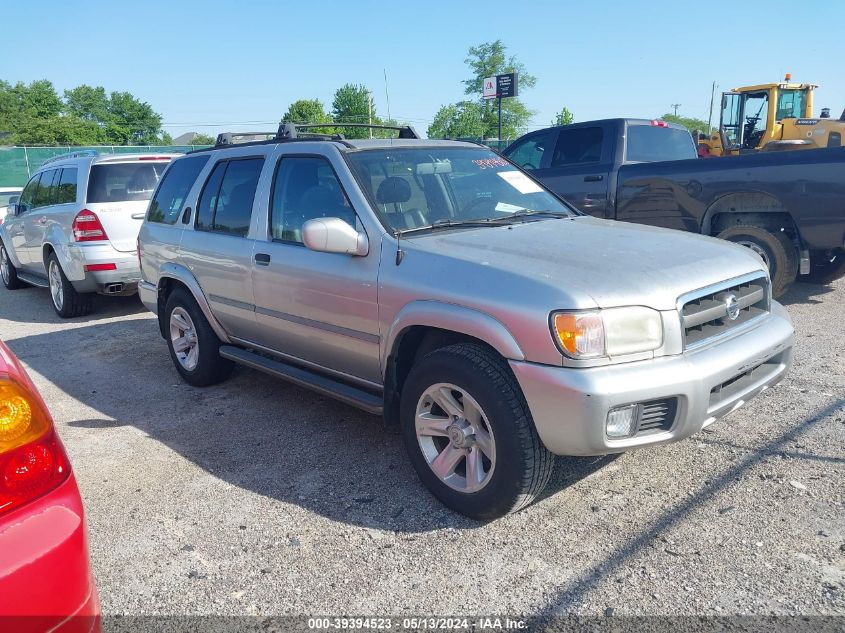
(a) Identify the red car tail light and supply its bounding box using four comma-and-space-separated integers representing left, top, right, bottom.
72, 210, 109, 242
0, 378, 70, 517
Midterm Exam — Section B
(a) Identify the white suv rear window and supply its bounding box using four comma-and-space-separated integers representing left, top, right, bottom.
87, 162, 168, 203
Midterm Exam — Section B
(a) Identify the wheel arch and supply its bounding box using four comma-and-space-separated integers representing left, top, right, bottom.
382, 301, 525, 425
0, 229, 24, 269
156, 263, 231, 344
701, 191, 800, 243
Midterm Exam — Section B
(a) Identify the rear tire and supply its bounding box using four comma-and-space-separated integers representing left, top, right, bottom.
716, 224, 798, 298
47, 254, 93, 318
400, 343, 553, 520
164, 287, 233, 387
0, 242, 25, 290
802, 249, 845, 285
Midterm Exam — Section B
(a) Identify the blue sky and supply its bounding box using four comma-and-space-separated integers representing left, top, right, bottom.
3, 0, 844, 139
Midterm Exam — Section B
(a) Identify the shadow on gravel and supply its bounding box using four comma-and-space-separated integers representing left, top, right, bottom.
5, 308, 612, 532
523, 395, 845, 630
0, 286, 146, 323
779, 279, 839, 306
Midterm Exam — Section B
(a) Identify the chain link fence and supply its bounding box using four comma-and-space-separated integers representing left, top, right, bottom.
1, 140, 512, 188
0, 146, 211, 187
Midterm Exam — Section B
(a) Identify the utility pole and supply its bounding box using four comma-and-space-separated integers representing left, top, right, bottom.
367, 90, 373, 139
671, 103, 681, 117
707, 81, 717, 134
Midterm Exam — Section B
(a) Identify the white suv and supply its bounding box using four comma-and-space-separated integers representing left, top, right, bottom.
0, 150, 176, 317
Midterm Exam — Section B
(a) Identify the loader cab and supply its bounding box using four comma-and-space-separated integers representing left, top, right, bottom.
719, 81, 815, 153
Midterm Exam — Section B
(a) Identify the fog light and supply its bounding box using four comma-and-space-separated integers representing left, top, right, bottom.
606, 404, 640, 438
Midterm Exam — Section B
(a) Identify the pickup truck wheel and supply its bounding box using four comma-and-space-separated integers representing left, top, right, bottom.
0, 242, 25, 290
47, 254, 93, 318
400, 343, 553, 520
802, 249, 845, 285
164, 287, 233, 387
716, 225, 798, 298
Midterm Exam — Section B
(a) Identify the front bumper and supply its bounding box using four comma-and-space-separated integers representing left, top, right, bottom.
63, 243, 140, 294
510, 301, 794, 456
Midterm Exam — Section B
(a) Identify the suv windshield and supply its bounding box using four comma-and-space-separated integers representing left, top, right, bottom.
346, 147, 575, 233
87, 162, 168, 203
625, 125, 697, 162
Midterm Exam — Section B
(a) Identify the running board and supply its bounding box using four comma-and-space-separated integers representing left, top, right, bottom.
17, 272, 48, 288
218, 345, 384, 415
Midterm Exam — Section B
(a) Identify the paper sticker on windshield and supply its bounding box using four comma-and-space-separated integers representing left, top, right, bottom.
497, 171, 542, 194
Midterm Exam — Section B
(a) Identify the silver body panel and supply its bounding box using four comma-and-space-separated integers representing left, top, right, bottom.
138, 139, 794, 456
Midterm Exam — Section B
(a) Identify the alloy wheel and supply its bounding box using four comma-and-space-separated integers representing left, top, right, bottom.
0, 247, 9, 285
48, 260, 64, 311
169, 307, 199, 371
415, 382, 496, 493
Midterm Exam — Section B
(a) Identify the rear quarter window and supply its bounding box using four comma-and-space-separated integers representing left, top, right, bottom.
147, 155, 210, 225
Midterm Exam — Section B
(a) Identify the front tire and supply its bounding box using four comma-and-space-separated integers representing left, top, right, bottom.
164, 287, 233, 387
400, 343, 553, 520
716, 224, 798, 298
47, 254, 93, 318
0, 242, 25, 290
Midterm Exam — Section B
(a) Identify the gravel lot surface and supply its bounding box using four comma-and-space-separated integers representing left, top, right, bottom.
0, 278, 843, 627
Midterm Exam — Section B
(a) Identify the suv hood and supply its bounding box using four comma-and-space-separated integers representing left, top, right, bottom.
401, 216, 767, 311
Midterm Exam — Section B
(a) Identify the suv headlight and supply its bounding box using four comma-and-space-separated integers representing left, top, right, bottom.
551, 307, 663, 359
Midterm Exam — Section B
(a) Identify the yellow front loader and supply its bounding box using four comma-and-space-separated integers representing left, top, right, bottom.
701, 75, 845, 156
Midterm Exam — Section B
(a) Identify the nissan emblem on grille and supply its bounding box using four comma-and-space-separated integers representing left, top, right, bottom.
725, 294, 740, 320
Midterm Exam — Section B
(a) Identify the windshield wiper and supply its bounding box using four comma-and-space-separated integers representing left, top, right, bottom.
502, 209, 573, 220
395, 217, 500, 236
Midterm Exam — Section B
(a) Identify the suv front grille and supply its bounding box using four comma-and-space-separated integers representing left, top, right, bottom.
681, 275, 770, 349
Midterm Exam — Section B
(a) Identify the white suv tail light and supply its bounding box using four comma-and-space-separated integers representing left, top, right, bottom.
72, 210, 109, 242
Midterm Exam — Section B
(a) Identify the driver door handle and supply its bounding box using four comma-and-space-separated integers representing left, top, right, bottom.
255, 253, 271, 266
584, 175, 604, 182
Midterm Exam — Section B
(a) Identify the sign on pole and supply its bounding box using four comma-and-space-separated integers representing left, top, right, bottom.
481, 73, 520, 140
482, 76, 497, 100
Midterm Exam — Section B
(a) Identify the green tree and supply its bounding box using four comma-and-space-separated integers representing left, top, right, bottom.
64, 85, 109, 123
552, 107, 574, 126
331, 84, 373, 138
661, 113, 710, 135
188, 133, 216, 146
427, 101, 485, 139
282, 98, 334, 134
106, 91, 163, 145
462, 40, 537, 139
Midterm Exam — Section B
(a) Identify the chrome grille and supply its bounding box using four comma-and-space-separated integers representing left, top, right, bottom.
636, 398, 677, 435
681, 275, 770, 349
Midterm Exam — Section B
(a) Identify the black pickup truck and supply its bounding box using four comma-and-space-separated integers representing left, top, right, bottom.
502, 118, 845, 296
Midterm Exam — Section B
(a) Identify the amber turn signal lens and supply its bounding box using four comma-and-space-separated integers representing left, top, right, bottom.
552, 312, 605, 358
0, 381, 51, 453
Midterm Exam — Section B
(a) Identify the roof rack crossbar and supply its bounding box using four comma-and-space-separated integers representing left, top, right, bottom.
40, 149, 100, 166
277, 122, 419, 140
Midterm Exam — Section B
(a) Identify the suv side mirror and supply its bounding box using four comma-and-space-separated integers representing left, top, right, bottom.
302, 217, 369, 256
7, 203, 19, 216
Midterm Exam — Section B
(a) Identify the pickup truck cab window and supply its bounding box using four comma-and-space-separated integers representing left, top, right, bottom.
270, 156, 356, 243
196, 157, 263, 237
551, 127, 604, 166
504, 130, 555, 170
625, 124, 697, 162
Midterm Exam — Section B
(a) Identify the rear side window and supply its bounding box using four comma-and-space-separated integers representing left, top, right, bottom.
33, 170, 58, 208
147, 155, 210, 225
56, 168, 78, 204
551, 127, 604, 166
87, 162, 169, 203
196, 158, 264, 237
626, 125, 697, 162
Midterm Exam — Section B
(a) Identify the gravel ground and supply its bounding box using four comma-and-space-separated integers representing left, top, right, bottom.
0, 278, 843, 628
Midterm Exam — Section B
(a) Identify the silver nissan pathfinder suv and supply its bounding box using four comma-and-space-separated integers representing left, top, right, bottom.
138, 124, 794, 519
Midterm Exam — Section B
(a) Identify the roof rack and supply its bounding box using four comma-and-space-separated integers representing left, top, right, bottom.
40, 149, 99, 166
276, 122, 420, 140
215, 132, 277, 146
